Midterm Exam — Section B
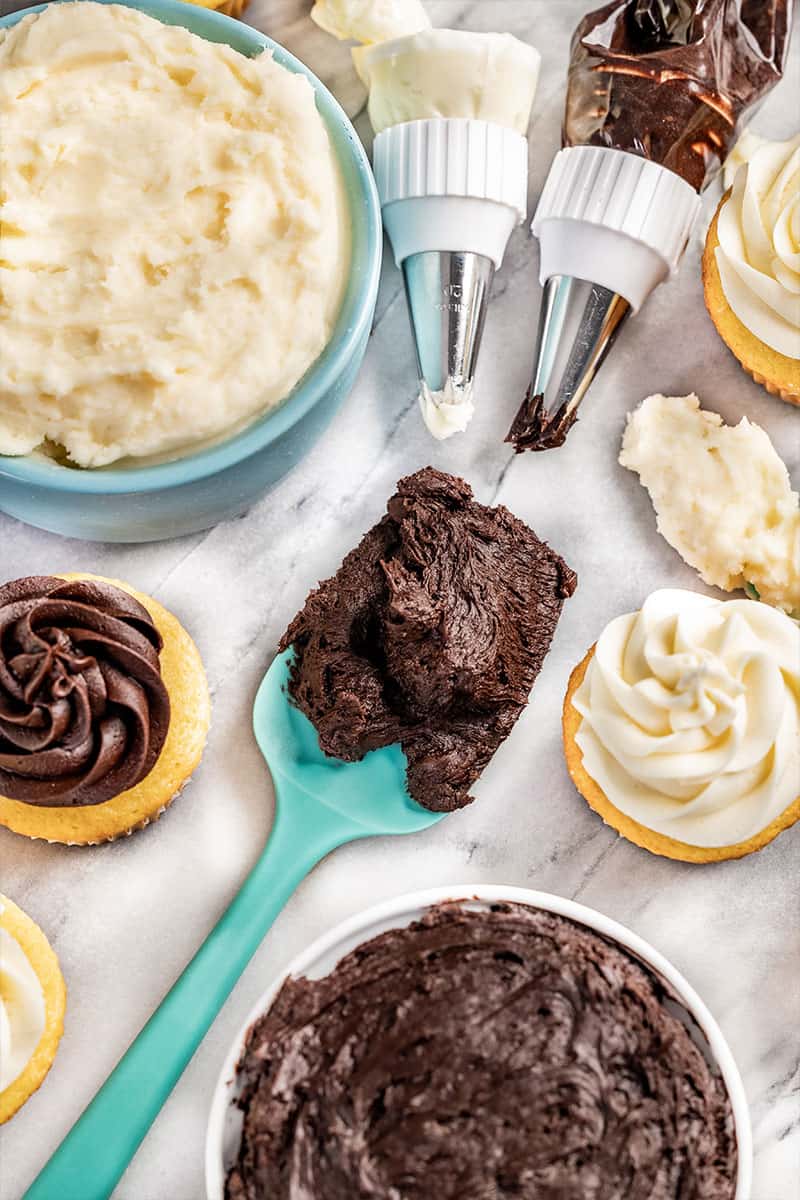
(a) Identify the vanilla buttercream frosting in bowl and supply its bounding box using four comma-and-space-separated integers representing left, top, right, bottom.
0, 0, 381, 541
0, 1, 348, 467
571, 590, 800, 852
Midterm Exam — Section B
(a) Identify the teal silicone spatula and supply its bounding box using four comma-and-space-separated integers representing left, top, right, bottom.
24, 648, 442, 1200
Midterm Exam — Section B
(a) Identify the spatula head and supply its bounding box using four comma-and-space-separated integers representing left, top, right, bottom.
253, 649, 443, 835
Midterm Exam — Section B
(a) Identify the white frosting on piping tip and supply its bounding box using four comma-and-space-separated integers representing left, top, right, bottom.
418, 380, 475, 440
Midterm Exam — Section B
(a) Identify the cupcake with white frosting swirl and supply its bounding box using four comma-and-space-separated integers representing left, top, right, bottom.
703, 134, 800, 404
0, 895, 66, 1123
563, 590, 800, 862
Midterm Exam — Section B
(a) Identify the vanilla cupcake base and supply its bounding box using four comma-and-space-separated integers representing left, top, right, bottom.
0, 896, 66, 1123
703, 198, 800, 406
0, 576, 210, 846
563, 647, 800, 864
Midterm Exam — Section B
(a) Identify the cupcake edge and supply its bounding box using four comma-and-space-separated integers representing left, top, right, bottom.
702, 197, 800, 407
0, 575, 210, 846
563, 646, 800, 864
0, 895, 66, 1124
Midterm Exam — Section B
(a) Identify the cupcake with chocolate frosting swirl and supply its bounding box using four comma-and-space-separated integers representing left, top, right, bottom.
0, 575, 209, 844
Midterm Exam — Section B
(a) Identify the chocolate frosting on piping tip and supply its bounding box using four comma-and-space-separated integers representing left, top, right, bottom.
225, 902, 737, 1200
0, 577, 170, 807
279, 468, 576, 812
565, 0, 791, 192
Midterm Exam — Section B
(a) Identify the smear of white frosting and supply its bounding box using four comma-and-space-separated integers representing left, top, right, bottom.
418, 380, 475, 439
573, 590, 800, 849
715, 134, 800, 358
0, 905, 46, 1093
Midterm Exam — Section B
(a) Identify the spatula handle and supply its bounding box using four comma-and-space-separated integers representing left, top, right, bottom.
23, 786, 362, 1200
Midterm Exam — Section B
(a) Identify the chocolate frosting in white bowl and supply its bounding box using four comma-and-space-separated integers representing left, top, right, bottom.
206, 885, 752, 1200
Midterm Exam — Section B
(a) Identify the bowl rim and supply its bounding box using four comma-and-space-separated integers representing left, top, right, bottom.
205, 883, 753, 1200
0, 0, 381, 495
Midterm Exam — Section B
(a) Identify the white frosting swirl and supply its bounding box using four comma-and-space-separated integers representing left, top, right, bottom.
715, 134, 800, 358
0, 905, 46, 1093
722, 129, 767, 191
573, 591, 800, 848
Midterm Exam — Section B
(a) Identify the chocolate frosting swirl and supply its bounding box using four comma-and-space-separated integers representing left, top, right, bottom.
0, 577, 170, 807
226, 902, 737, 1200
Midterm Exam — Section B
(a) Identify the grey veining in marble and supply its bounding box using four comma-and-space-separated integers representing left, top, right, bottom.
1, 3, 799, 1199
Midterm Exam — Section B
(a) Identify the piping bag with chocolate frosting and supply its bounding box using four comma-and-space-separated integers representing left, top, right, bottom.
361, 30, 540, 438
507, 0, 791, 453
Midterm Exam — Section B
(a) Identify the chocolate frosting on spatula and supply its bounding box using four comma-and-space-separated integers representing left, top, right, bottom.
280, 468, 575, 812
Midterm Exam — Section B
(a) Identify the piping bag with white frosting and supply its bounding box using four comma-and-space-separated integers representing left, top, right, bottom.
507, 0, 792, 453
359, 30, 540, 438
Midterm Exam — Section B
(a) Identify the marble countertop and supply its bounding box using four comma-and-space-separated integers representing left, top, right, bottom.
2, 3, 798, 1198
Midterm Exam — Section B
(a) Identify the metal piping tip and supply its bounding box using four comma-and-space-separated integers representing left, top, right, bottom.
506, 276, 631, 452
402, 250, 495, 440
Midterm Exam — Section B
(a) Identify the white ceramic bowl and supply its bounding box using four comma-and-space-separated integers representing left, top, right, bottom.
206, 884, 752, 1200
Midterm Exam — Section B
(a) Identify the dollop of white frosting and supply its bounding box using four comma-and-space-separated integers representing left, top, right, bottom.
418, 380, 475, 439
311, 0, 430, 44
715, 134, 800, 358
620, 393, 800, 615
0, 907, 46, 1093
573, 590, 800, 849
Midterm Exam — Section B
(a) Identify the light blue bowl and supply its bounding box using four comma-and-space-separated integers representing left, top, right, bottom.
0, 0, 381, 542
